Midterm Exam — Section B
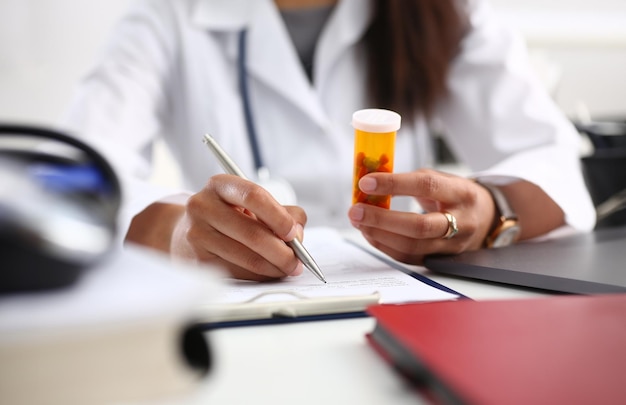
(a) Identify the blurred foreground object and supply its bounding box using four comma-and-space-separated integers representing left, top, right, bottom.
0, 244, 221, 405
0, 124, 120, 293
0, 124, 221, 404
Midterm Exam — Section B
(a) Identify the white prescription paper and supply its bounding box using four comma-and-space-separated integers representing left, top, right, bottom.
215, 227, 459, 305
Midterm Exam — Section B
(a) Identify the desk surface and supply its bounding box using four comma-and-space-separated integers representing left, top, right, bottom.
169, 270, 549, 405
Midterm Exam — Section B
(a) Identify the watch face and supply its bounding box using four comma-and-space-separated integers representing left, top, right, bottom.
492, 223, 521, 248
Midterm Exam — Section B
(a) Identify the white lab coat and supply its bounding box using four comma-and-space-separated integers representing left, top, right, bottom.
62, 0, 596, 235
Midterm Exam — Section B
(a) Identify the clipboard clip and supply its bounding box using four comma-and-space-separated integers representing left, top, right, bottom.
202, 291, 382, 323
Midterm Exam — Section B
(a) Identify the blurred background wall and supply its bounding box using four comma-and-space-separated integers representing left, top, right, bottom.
0, 0, 130, 126
490, 0, 626, 120
0, 0, 180, 185
1, 0, 625, 185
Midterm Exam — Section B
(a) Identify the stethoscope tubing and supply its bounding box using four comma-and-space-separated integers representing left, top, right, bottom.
238, 29, 266, 173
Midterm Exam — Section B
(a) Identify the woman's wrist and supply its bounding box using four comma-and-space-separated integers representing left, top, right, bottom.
474, 180, 521, 248
125, 202, 186, 253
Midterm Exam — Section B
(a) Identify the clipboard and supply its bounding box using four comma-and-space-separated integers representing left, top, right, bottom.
196, 228, 465, 329
201, 291, 381, 328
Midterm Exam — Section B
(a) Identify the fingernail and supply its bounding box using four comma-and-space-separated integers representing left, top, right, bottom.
289, 262, 304, 277
359, 176, 376, 192
285, 224, 298, 241
349, 205, 364, 221
296, 223, 304, 242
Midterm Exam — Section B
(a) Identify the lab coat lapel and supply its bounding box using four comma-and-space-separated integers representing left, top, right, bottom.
191, 0, 372, 130
244, 1, 328, 128
244, 0, 373, 129
315, 0, 373, 96
193, 0, 328, 128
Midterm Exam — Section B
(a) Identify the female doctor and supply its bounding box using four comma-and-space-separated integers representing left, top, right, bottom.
62, 0, 595, 281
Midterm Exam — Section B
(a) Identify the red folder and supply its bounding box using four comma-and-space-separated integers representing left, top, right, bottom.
366, 294, 626, 405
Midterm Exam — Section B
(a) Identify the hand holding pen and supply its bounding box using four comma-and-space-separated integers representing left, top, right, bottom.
162, 138, 318, 282
202, 134, 326, 283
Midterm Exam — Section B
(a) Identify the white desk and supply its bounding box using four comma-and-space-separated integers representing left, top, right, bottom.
173, 270, 549, 405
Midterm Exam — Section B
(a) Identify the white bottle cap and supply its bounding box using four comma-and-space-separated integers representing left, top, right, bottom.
351, 109, 401, 133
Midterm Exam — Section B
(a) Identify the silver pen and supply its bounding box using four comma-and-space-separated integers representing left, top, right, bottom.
202, 134, 327, 283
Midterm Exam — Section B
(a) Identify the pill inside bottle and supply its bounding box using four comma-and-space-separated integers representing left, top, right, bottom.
351, 109, 401, 209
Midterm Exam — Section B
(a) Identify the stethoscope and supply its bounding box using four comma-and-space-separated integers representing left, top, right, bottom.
237, 29, 297, 205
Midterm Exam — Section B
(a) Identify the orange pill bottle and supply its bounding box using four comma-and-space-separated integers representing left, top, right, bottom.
351, 109, 401, 209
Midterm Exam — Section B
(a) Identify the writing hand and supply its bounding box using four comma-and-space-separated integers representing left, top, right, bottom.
171, 174, 306, 281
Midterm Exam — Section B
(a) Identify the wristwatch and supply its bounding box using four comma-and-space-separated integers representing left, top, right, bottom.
477, 181, 521, 248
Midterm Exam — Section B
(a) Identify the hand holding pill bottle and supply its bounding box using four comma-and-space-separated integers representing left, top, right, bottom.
351, 109, 401, 209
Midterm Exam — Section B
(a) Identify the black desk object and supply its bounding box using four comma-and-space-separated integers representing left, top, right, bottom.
424, 226, 626, 294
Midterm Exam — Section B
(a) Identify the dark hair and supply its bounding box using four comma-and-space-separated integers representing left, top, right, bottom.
364, 0, 467, 120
